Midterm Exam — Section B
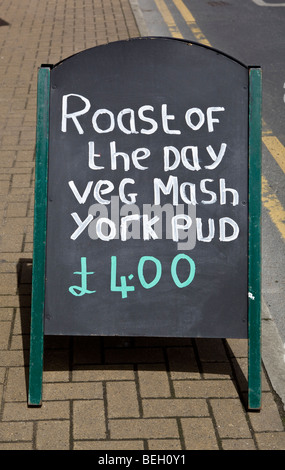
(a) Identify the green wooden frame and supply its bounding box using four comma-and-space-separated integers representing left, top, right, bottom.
28, 63, 262, 410
248, 67, 262, 410
28, 67, 50, 406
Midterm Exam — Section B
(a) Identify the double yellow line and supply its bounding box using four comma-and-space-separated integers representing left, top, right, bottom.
154, 0, 285, 240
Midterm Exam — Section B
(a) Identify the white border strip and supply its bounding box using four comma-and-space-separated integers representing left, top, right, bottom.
129, 0, 150, 35
262, 298, 285, 410
252, 0, 285, 6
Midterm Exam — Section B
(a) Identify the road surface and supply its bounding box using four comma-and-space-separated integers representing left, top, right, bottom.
133, 0, 285, 345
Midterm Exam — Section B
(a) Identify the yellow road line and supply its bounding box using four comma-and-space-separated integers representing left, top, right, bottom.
262, 118, 285, 173
172, 0, 211, 46
154, 0, 183, 38
262, 176, 285, 239
262, 135, 285, 174
154, 0, 285, 240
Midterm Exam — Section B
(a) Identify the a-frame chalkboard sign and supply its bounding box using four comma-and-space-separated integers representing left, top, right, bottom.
28, 37, 262, 409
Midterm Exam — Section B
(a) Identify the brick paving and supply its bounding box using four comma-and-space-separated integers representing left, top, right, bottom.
0, 0, 284, 451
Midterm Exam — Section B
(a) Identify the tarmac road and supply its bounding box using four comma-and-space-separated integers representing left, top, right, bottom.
135, 0, 285, 342
131, 0, 285, 406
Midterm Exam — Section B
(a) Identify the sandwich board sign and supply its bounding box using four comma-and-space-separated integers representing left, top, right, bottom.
29, 37, 262, 409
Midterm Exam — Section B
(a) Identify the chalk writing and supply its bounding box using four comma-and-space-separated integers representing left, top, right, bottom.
69, 255, 196, 299
61, 98, 241, 248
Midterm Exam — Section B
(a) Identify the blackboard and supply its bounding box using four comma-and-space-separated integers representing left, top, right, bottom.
44, 37, 249, 338
29, 37, 262, 408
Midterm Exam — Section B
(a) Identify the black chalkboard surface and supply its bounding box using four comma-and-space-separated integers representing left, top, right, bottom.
44, 37, 249, 338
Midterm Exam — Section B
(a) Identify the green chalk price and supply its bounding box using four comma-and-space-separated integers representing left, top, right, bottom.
69, 254, 196, 299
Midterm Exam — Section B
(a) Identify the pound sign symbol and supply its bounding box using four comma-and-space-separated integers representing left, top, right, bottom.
69, 257, 96, 296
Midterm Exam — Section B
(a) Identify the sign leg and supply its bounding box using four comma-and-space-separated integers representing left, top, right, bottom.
248, 67, 262, 410
28, 67, 50, 406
